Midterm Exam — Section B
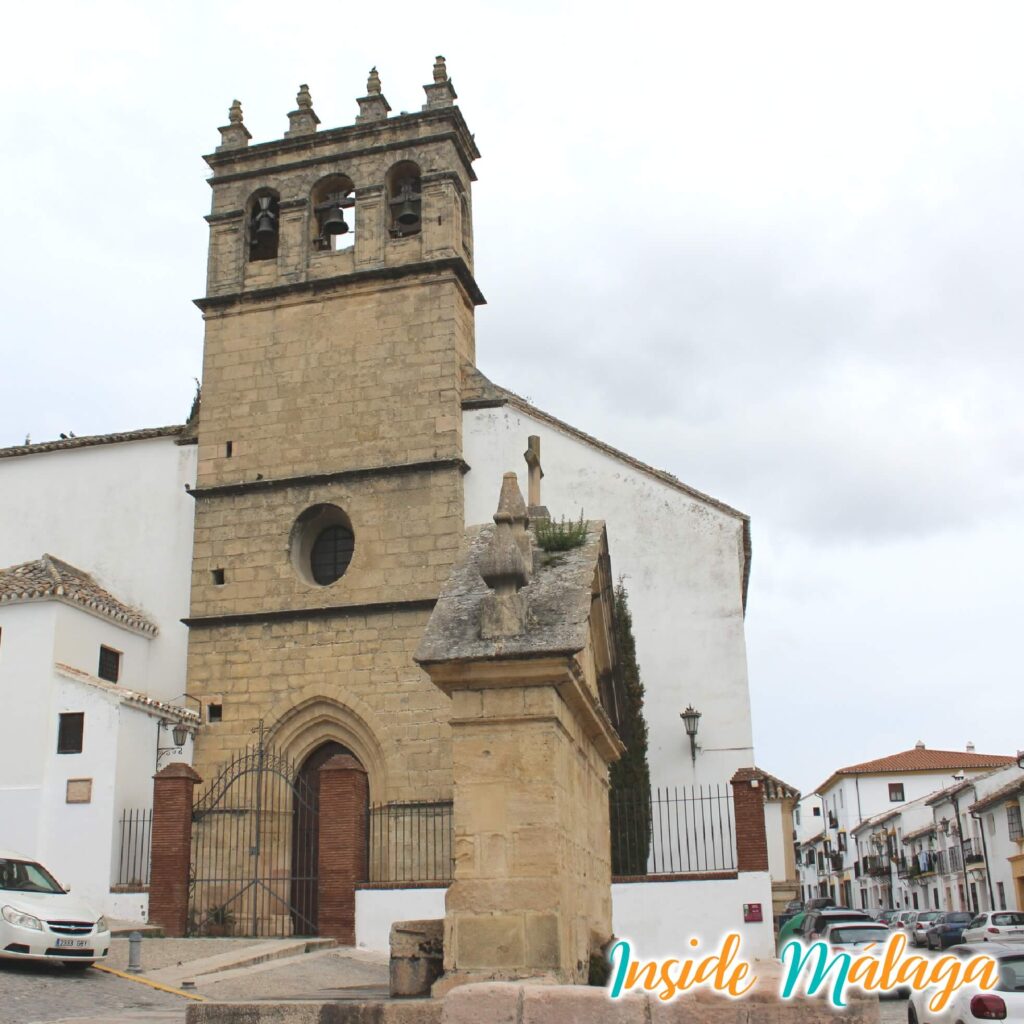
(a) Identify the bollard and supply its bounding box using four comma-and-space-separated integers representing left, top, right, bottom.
127, 930, 143, 974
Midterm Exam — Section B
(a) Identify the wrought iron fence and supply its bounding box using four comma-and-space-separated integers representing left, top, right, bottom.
115, 808, 152, 888
610, 784, 736, 876
368, 800, 453, 884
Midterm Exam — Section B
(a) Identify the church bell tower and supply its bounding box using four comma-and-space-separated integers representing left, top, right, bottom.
184, 60, 483, 804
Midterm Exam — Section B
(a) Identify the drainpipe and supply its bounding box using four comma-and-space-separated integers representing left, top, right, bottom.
952, 793, 975, 913
970, 808, 996, 911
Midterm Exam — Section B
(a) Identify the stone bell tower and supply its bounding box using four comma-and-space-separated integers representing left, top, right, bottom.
184, 60, 483, 804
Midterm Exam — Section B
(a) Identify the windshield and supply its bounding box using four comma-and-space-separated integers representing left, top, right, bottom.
918, 912, 942, 922
993, 913, 1024, 927
830, 927, 891, 945
996, 957, 1024, 994
0, 858, 64, 895
947, 914, 973, 924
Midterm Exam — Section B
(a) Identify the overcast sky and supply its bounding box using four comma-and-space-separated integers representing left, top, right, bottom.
2, 2, 1021, 794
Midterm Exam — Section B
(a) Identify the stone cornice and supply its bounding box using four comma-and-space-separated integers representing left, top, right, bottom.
187, 457, 469, 500
183, 597, 436, 629
195, 256, 485, 311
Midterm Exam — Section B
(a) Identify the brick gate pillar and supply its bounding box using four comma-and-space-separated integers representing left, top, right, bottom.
731, 768, 770, 873
317, 754, 368, 943
149, 762, 202, 936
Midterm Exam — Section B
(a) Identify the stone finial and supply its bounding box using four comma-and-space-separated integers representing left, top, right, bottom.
217, 99, 252, 152
423, 55, 458, 110
479, 473, 530, 639
357, 66, 392, 123
286, 83, 320, 137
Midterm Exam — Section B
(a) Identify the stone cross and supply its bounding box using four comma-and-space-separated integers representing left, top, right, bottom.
523, 435, 549, 519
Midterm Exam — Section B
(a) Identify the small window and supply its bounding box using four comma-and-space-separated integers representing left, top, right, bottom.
225, 441, 233, 458
310, 525, 355, 585
889, 783, 905, 802
207, 702, 223, 723
212, 568, 226, 586
57, 712, 84, 754
98, 646, 121, 683
1007, 804, 1023, 842
813, 806, 821, 817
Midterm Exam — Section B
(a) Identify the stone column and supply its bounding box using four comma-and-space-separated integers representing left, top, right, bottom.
317, 754, 368, 943
731, 768, 770, 873
149, 763, 202, 936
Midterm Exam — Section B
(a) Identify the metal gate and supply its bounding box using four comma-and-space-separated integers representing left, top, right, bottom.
189, 724, 318, 937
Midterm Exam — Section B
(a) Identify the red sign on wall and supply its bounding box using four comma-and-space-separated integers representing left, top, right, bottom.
743, 902, 763, 923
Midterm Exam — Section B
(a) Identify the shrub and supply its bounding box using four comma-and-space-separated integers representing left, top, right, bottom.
534, 511, 587, 552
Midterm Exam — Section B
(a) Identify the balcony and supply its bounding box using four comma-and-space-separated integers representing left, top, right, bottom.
963, 839, 986, 871
829, 852, 844, 872
862, 854, 891, 878
907, 851, 938, 881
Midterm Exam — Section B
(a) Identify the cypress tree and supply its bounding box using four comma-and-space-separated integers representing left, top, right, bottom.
609, 578, 652, 875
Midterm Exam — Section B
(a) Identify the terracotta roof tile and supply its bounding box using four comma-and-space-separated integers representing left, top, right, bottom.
969, 771, 1024, 814
837, 749, 1015, 774
0, 555, 158, 636
755, 767, 801, 801
0, 425, 187, 460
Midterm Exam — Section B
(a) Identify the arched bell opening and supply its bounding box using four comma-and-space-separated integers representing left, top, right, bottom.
386, 161, 422, 238
290, 740, 366, 936
311, 174, 355, 252
246, 188, 280, 262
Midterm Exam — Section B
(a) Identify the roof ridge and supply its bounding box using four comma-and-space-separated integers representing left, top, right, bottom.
0, 425, 186, 460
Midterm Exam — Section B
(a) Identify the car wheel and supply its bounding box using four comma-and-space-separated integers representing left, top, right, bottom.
63, 961, 94, 971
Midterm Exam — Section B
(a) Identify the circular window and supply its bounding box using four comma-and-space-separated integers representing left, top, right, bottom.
290, 504, 355, 586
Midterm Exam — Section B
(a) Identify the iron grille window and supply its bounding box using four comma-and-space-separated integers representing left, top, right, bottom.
57, 712, 84, 754
1008, 804, 1023, 843
98, 645, 121, 683
310, 525, 355, 585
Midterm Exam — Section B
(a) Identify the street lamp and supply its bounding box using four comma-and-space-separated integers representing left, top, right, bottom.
679, 705, 701, 764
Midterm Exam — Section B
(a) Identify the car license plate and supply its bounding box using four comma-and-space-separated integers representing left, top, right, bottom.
54, 938, 87, 948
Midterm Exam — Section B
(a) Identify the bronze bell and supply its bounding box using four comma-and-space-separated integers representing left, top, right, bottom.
390, 180, 421, 229
317, 196, 350, 236
252, 196, 277, 242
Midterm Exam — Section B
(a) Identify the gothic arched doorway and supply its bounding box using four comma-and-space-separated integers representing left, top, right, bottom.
290, 741, 364, 935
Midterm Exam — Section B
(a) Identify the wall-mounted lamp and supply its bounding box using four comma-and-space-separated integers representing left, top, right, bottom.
679, 705, 702, 764
939, 817, 950, 834
156, 718, 195, 770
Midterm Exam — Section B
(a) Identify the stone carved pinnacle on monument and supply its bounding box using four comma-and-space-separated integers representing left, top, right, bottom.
479, 472, 531, 638
524, 435, 549, 521
356, 66, 392, 123
422, 55, 457, 110
217, 99, 252, 152
285, 83, 320, 137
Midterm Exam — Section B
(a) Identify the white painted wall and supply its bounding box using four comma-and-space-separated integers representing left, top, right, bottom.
355, 887, 447, 952
0, 436, 196, 700
764, 801, 788, 882
355, 876, 775, 961
464, 407, 753, 789
613, 873, 775, 961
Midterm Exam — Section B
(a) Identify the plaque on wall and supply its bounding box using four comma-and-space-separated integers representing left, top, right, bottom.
66, 778, 93, 804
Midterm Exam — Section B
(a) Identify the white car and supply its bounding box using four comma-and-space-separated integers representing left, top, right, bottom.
0, 851, 111, 969
819, 920, 893, 950
908, 944, 1024, 1023
963, 912, 1024, 945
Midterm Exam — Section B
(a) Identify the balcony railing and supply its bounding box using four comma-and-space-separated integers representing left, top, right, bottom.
963, 839, 985, 866
863, 853, 891, 877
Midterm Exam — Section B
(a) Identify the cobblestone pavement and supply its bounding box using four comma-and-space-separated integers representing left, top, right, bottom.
880, 996, 909, 1023
0, 958, 186, 1024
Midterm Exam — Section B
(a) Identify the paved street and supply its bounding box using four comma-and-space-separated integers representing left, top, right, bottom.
0, 958, 186, 1024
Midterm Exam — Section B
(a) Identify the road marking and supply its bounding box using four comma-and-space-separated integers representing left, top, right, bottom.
92, 963, 208, 1001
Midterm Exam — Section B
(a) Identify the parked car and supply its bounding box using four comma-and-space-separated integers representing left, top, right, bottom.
0, 851, 111, 969
908, 944, 1024, 1024
800, 908, 872, 942
962, 911, 1024, 944
805, 896, 836, 911
925, 912, 975, 950
910, 910, 944, 947
819, 920, 892, 950
784, 899, 804, 914
878, 909, 902, 928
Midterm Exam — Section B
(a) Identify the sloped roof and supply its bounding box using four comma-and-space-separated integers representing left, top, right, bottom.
0, 425, 188, 460
757, 767, 800, 801
969, 772, 1024, 815
902, 822, 938, 843
851, 807, 901, 836
0, 555, 157, 636
55, 663, 197, 722
816, 747, 1015, 794
461, 364, 752, 607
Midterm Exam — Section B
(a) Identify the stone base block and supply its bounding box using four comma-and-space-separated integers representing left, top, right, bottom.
390, 919, 444, 998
